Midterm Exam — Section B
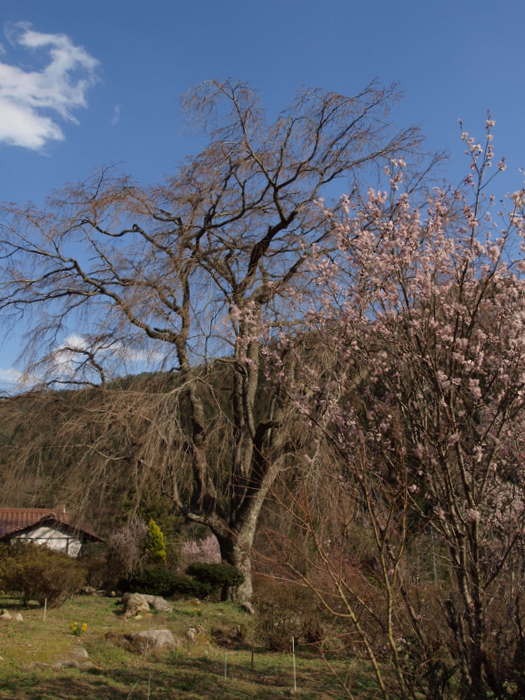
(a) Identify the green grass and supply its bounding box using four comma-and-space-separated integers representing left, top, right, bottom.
0, 595, 378, 699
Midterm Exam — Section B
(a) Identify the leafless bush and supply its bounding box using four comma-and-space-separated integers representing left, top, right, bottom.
106, 517, 148, 581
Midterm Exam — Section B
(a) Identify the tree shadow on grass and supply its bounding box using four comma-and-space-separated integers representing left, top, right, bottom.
0, 654, 375, 699
0, 597, 38, 611
0, 664, 272, 700
0, 666, 316, 700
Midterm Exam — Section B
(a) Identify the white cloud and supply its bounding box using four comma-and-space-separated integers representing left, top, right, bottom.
50, 334, 163, 379
51, 334, 89, 374
111, 104, 121, 127
112, 341, 163, 364
0, 334, 165, 392
0, 366, 36, 389
0, 367, 24, 384
61, 334, 88, 351
0, 23, 98, 150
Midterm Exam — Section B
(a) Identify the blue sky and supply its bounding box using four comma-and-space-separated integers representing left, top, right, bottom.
0, 0, 524, 389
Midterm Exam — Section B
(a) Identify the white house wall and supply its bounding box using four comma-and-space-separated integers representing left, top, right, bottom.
14, 525, 82, 557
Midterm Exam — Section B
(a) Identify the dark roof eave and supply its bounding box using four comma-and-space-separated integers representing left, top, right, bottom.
0, 516, 104, 542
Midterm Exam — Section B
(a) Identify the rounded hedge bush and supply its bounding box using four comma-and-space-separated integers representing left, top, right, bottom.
186, 562, 243, 599
122, 566, 210, 598
0, 543, 86, 607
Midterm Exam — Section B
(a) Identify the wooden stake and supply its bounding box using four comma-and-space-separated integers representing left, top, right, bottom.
292, 636, 297, 694
42, 598, 47, 622
431, 529, 438, 583
224, 652, 228, 680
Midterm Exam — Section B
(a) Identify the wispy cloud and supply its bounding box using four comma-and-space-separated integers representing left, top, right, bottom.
0, 367, 24, 384
0, 334, 165, 392
0, 22, 98, 150
0, 366, 36, 391
50, 334, 164, 380
111, 104, 121, 127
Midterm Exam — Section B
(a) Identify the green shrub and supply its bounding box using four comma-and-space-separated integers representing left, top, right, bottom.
122, 566, 174, 596
120, 562, 242, 600
0, 543, 86, 608
186, 562, 243, 599
169, 574, 211, 599
122, 566, 210, 598
145, 519, 167, 563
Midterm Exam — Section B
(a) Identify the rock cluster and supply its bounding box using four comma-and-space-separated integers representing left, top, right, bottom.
0, 609, 23, 621
121, 592, 173, 618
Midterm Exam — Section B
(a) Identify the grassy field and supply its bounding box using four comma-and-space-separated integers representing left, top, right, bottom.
0, 595, 377, 699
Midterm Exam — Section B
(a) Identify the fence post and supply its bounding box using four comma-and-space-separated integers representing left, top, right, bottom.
292, 636, 297, 694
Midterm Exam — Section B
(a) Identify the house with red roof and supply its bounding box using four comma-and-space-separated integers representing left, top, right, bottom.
0, 507, 102, 558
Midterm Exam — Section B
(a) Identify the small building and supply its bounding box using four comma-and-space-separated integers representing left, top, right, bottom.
0, 507, 102, 558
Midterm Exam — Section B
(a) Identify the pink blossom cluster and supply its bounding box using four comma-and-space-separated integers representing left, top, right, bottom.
283, 123, 525, 562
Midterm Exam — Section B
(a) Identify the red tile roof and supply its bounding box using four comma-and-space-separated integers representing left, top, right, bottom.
0, 508, 101, 541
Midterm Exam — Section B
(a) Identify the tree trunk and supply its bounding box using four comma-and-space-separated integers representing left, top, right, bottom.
187, 456, 281, 613
216, 523, 256, 614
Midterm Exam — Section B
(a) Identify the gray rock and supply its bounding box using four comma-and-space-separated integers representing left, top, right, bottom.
141, 594, 172, 613
81, 586, 97, 596
122, 592, 151, 618
185, 625, 208, 646
107, 628, 179, 655
13, 612, 23, 622
121, 592, 172, 616
185, 626, 198, 643
71, 646, 89, 659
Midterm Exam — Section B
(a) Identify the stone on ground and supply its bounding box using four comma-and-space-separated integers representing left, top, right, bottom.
122, 592, 151, 618
107, 628, 179, 654
121, 592, 172, 617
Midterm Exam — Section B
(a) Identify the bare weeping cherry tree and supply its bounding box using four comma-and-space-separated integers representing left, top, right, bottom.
0, 80, 420, 608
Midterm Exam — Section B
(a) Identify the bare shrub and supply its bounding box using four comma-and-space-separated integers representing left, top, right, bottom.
0, 543, 86, 607
254, 577, 326, 652
105, 517, 148, 582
